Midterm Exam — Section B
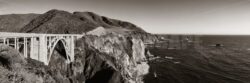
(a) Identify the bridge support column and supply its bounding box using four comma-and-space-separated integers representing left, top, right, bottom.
17, 38, 19, 50
30, 37, 35, 59
14, 37, 17, 49
39, 35, 48, 65
23, 37, 27, 58
70, 36, 75, 62
3, 38, 6, 44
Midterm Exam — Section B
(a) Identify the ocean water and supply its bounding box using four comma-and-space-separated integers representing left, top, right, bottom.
144, 35, 250, 83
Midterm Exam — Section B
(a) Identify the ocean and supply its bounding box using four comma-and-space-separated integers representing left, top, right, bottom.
144, 35, 250, 83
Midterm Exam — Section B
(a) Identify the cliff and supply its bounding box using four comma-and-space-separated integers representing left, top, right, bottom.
74, 34, 149, 83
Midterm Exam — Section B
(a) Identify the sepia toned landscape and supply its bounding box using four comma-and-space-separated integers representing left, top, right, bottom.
1, 0, 250, 83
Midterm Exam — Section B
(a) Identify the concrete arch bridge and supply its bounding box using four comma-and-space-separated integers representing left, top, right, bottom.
0, 32, 83, 65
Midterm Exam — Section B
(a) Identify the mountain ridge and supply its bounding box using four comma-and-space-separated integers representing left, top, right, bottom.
0, 14, 39, 32
0, 9, 146, 34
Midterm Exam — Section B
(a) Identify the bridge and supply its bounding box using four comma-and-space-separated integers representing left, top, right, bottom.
0, 32, 84, 65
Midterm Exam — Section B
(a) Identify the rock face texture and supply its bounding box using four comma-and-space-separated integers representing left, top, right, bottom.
77, 34, 149, 83
127, 32, 158, 45
86, 26, 107, 36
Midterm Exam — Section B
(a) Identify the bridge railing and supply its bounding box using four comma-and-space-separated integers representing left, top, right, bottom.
0, 32, 84, 38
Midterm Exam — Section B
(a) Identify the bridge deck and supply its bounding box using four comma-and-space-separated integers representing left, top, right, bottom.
0, 32, 84, 37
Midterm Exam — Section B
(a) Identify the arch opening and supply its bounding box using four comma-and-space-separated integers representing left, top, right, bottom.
54, 40, 67, 59
48, 39, 69, 65
48, 40, 70, 75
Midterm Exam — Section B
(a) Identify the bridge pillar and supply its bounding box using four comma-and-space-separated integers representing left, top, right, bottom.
23, 37, 27, 58
17, 38, 19, 50
30, 37, 39, 61
30, 37, 34, 59
3, 38, 6, 44
70, 36, 75, 62
14, 37, 17, 49
39, 35, 48, 65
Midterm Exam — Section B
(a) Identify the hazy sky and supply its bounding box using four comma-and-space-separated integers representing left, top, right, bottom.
1, 0, 250, 35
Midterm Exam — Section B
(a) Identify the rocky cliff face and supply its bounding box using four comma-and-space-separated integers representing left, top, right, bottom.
126, 32, 158, 45
0, 34, 149, 83
78, 34, 149, 83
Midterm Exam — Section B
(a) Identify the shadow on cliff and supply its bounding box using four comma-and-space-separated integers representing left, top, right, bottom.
85, 67, 115, 83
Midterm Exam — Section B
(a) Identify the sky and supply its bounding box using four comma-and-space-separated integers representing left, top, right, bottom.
1, 0, 250, 35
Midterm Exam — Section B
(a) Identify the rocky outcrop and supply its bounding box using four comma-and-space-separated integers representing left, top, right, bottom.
0, 44, 45, 83
0, 44, 26, 69
86, 26, 107, 36
77, 34, 149, 83
126, 32, 158, 45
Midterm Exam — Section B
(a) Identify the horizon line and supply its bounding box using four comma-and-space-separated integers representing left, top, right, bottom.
151, 33, 250, 36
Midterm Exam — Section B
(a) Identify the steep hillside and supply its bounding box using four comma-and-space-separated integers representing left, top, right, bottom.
20, 9, 145, 34
74, 11, 145, 32
0, 14, 39, 32
20, 10, 98, 34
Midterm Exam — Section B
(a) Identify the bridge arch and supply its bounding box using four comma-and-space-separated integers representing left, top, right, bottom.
47, 38, 71, 64
0, 32, 83, 65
